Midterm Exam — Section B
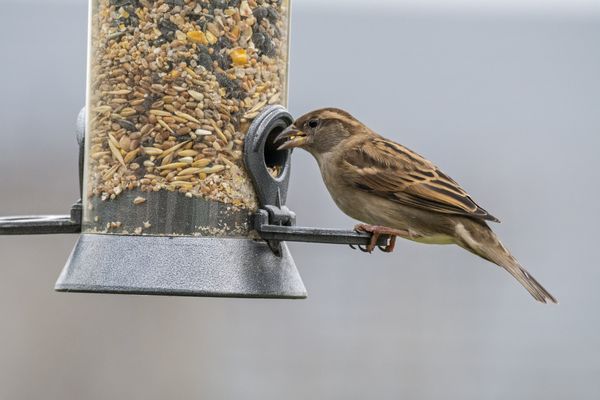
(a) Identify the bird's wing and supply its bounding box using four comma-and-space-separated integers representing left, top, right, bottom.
341, 137, 499, 222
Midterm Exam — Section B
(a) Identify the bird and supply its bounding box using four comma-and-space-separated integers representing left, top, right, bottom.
275, 108, 557, 304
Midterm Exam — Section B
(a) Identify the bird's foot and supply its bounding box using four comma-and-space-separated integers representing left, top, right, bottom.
353, 224, 409, 253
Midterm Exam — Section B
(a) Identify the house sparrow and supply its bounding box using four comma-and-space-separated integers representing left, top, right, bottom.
276, 108, 557, 304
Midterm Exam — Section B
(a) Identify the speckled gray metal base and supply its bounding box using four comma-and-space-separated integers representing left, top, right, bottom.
55, 234, 306, 299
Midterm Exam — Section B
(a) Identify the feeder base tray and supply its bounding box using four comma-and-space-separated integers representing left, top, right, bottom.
55, 234, 306, 299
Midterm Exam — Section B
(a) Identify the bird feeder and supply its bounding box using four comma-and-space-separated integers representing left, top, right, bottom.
0, 0, 390, 299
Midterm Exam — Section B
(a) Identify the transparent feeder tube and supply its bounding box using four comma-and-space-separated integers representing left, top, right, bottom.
84, 0, 290, 236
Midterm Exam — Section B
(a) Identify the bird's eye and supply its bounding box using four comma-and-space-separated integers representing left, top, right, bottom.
307, 119, 319, 129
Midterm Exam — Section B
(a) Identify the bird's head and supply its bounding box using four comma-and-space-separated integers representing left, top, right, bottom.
275, 108, 365, 156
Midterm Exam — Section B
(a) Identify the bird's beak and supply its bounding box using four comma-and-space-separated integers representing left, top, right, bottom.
275, 125, 308, 150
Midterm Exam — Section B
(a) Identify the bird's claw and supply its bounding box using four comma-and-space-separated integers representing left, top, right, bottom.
349, 244, 371, 252
378, 236, 397, 252
353, 223, 404, 253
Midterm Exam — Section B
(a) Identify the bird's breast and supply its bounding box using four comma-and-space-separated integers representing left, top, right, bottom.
321, 169, 398, 226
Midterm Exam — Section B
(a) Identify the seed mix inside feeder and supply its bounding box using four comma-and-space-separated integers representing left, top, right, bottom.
0, 0, 391, 298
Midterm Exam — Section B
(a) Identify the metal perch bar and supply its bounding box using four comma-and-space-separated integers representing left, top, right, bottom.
255, 224, 390, 247
0, 215, 81, 235
0, 214, 388, 247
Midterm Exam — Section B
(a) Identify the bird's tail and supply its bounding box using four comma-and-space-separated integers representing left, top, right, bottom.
498, 254, 557, 304
456, 222, 557, 304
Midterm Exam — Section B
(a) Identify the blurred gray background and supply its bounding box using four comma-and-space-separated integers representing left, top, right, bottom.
1, 0, 599, 399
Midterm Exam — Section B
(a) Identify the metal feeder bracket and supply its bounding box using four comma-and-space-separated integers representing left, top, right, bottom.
243, 105, 390, 255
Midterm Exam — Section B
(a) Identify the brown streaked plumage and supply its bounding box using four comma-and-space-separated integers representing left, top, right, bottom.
342, 136, 499, 222
276, 107, 557, 304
